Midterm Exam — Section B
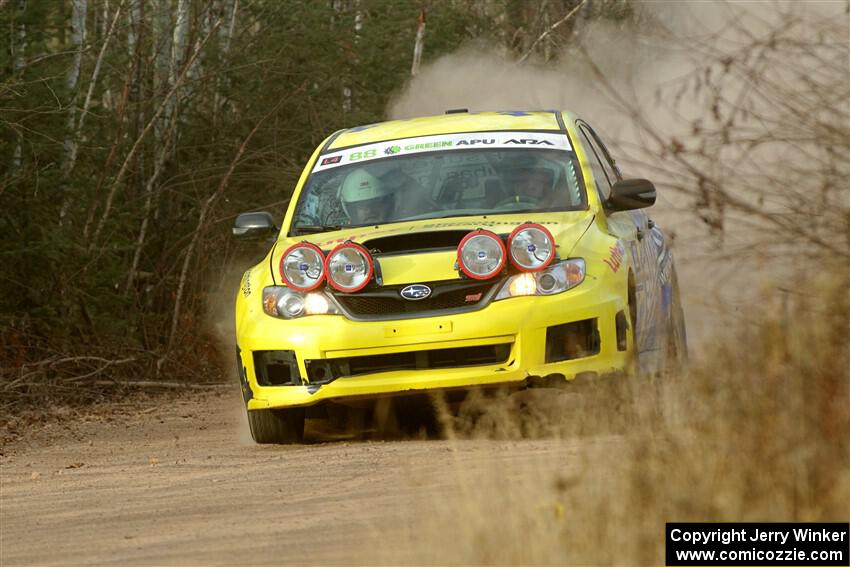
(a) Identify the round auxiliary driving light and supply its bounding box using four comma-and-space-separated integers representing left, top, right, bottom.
508, 223, 555, 272
457, 230, 506, 280
279, 242, 326, 292
325, 242, 374, 292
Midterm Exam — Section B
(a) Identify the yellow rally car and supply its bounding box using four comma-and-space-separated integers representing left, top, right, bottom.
233, 110, 687, 443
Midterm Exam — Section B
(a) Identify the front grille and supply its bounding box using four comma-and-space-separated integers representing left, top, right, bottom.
306, 343, 512, 382
333, 280, 501, 320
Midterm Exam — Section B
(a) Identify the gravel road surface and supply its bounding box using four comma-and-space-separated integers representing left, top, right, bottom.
1, 388, 600, 566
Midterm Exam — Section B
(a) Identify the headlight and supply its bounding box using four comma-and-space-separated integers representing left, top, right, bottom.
279, 242, 325, 292
508, 223, 555, 272
262, 287, 340, 319
457, 230, 506, 280
325, 242, 373, 292
494, 259, 585, 300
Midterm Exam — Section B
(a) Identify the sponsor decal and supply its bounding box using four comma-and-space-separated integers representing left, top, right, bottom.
320, 155, 342, 166
241, 270, 253, 297
404, 141, 453, 151
629, 241, 641, 271
311, 131, 571, 172
505, 138, 555, 145
348, 149, 378, 161
651, 228, 664, 247
603, 241, 625, 272
400, 284, 432, 300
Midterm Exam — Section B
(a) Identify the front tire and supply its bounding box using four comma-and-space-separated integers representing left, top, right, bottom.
663, 267, 689, 374
247, 407, 305, 444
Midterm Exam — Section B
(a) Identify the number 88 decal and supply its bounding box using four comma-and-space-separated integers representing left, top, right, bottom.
349, 149, 377, 161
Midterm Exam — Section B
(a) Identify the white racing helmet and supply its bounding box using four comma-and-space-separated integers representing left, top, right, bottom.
339, 168, 395, 222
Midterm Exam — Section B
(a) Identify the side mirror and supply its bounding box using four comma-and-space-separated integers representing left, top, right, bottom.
233, 211, 278, 240
607, 179, 656, 211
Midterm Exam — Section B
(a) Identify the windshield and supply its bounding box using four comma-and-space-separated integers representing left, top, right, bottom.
291, 131, 586, 234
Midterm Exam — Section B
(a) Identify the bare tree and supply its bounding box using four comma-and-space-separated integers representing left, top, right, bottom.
59, 1, 125, 222
89, 17, 222, 249
519, 0, 586, 64
581, 3, 849, 260
163, 100, 284, 364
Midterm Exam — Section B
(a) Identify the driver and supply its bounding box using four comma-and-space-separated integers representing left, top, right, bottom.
506, 166, 555, 206
340, 168, 395, 225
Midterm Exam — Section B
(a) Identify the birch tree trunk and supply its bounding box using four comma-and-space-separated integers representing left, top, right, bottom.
190, 0, 217, 87
213, 0, 238, 125
410, 9, 426, 76
59, 0, 87, 224
168, 0, 190, 135
10, 0, 27, 180
101, 0, 113, 110
128, 0, 149, 205
335, 0, 361, 114
127, 0, 141, 66
153, 0, 172, 157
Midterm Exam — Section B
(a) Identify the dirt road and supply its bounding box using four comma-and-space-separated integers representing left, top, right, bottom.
1, 387, 608, 566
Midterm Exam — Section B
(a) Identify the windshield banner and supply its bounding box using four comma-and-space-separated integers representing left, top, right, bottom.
313, 131, 571, 173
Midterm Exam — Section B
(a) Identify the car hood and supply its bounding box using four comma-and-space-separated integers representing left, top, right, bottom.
273, 212, 594, 286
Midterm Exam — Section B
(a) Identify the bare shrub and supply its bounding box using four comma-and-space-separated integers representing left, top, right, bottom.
594, 2, 850, 260
403, 270, 848, 565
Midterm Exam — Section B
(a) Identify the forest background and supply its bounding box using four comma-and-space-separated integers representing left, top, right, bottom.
1, 0, 847, 407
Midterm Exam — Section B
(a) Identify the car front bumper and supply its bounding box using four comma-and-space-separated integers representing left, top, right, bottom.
237, 275, 630, 410
237, 268, 632, 410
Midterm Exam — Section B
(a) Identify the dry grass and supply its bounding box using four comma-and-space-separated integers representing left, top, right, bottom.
397, 271, 849, 566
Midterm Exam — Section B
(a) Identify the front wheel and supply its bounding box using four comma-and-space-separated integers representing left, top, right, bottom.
247, 407, 305, 444
663, 267, 689, 374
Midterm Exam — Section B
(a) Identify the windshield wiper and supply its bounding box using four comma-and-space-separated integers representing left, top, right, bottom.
292, 224, 344, 235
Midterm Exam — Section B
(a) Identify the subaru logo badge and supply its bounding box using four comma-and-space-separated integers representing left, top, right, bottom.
400, 284, 432, 301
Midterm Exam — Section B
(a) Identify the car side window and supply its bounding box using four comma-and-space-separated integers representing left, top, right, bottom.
578, 122, 620, 202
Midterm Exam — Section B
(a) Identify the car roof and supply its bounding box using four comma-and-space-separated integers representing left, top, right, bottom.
327, 110, 577, 151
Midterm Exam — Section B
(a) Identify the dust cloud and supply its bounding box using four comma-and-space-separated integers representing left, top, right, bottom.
387, 0, 849, 349
379, 8, 849, 561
